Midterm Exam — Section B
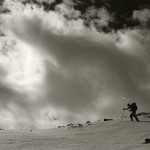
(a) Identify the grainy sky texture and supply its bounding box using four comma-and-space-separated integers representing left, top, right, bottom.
0, 0, 150, 129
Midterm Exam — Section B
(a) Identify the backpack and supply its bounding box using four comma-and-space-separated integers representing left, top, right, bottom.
131, 103, 138, 111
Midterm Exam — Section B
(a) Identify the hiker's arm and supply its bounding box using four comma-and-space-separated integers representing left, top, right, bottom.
123, 107, 129, 110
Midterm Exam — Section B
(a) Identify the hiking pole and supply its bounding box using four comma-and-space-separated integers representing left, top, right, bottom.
121, 96, 129, 122
122, 109, 124, 123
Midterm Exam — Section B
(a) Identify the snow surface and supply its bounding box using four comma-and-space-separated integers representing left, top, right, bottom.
0, 117, 150, 150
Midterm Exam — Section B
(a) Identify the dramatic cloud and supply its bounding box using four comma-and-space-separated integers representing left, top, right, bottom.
133, 9, 150, 27
8, 0, 150, 31
83, 6, 112, 31
0, 0, 150, 129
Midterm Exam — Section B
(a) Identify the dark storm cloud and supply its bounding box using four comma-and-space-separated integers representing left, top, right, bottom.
19, 0, 150, 32
64, 0, 150, 31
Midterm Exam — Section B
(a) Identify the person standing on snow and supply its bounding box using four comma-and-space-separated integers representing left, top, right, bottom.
123, 103, 139, 121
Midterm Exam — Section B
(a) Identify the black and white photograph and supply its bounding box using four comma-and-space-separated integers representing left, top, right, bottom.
0, 0, 150, 149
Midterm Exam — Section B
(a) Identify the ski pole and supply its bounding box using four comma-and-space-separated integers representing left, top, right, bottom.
122, 109, 124, 122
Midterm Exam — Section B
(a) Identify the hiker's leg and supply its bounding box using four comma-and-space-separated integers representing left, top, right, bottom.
132, 111, 139, 121
130, 113, 133, 121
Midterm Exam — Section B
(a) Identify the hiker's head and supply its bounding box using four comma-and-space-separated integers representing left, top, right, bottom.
127, 103, 130, 107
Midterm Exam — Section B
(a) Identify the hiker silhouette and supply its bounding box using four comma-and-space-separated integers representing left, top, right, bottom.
123, 103, 139, 121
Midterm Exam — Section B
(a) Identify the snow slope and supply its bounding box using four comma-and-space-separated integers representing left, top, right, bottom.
0, 118, 150, 150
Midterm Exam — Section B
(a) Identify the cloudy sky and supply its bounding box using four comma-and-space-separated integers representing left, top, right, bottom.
0, 0, 150, 129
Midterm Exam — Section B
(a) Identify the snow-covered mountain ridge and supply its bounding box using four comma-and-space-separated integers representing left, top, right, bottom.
0, 115, 149, 150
